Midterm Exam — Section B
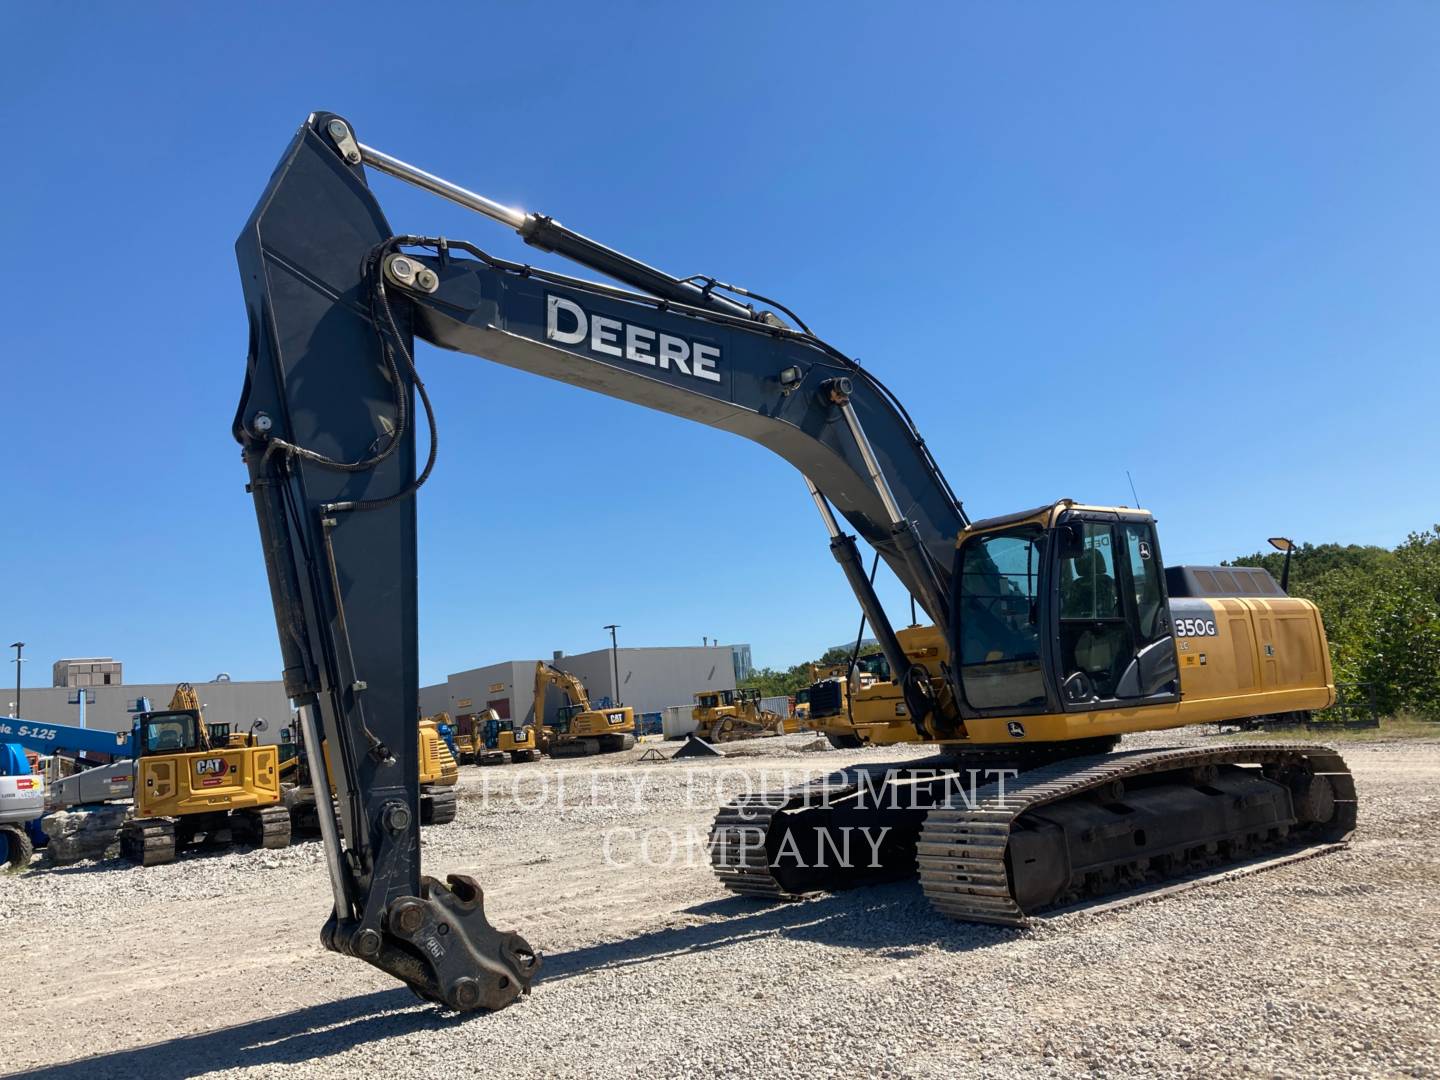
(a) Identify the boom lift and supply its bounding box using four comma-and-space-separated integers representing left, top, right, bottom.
531, 663, 635, 757
234, 113, 1354, 1010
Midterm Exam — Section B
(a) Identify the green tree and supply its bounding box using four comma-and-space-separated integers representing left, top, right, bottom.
1230, 528, 1440, 718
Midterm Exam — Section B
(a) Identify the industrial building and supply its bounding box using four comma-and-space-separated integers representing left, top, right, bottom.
7, 674, 292, 741
421, 643, 750, 732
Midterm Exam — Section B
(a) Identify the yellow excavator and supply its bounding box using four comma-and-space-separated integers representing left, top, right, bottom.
692, 688, 797, 742
477, 709, 542, 765
227, 114, 1356, 1009
120, 683, 289, 865
532, 662, 636, 757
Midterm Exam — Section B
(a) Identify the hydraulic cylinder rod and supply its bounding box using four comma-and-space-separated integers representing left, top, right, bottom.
352, 136, 758, 321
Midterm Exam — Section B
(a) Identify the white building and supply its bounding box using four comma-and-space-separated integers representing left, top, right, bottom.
421, 644, 746, 729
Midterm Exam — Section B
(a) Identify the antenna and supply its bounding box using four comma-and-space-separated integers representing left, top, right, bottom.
1125, 470, 1141, 509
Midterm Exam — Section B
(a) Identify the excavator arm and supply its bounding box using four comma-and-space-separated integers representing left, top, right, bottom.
533, 661, 594, 718
234, 112, 968, 1011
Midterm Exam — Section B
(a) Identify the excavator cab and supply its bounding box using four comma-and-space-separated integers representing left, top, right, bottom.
950, 501, 1180, 729
136, 710, 205, 755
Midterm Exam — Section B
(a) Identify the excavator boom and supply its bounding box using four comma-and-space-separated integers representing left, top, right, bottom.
235, 112, 970, 1009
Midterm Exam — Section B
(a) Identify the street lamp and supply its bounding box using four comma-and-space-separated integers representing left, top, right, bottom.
602, 624, 621, 707
1267, 537, 1296, 594
9, 642, 23, 719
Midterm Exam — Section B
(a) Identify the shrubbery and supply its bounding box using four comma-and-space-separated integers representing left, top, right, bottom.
1231, 527, 1440, 719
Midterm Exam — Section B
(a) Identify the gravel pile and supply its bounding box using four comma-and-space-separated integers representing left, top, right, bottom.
1, 734, 1435, 1079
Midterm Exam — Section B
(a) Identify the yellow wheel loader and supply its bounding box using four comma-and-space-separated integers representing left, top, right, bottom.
808, 626, 945, 749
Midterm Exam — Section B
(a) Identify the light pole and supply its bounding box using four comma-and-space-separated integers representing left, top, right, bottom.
603, 624, 621, 707
1267, 537, 1296, 594
9, 643, 23, 719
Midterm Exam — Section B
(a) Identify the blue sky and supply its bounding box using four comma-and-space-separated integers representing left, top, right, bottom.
3, 4, 1437, 689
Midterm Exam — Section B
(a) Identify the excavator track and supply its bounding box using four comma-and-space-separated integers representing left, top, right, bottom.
708, 744, 1355, 923
236, 805, 292, 850
420, 787, 458, 826
120, 819, 176, 866
710, 764, 942, 900
918, 744, 1355, 925
709, 792, 810, 899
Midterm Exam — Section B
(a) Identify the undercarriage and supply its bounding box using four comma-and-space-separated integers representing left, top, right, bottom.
709, 742, 1355, 922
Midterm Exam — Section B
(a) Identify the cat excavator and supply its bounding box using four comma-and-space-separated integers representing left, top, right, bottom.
233, 112, 1354, 1011
531, 663, 636, 757
119, 683, 290, 864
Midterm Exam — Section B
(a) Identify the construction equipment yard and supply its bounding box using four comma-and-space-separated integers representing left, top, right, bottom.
3, 728, 1436, 1080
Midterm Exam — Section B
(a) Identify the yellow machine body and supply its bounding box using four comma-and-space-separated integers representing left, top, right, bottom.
418, 719, 460, 786
562, 705, 636, 740
314, 717, 459, 792
809, 502, 1334, 749
133, 712, 282, 818
939, 501, 1334, 746
958, 594, 1332, 744
692, 688, 801, 741
494, 725, 537, 754
810, 626, 944, 747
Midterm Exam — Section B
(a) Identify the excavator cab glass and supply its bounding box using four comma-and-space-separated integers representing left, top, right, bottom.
138, 711, 203, 756
954, 512, 1181, 716
956, 528, 1047, 711
555, 704, 587, 732
856, 652, 890, 683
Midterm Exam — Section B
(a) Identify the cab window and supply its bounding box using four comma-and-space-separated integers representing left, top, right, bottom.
957, 530, 1046, 710
1059, 523, 1131, 697
142, 714, 197, 755
1122, 523, 1168, 643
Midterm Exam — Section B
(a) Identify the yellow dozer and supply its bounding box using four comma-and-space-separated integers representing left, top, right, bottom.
120, 683, 290, 865
692, 687, 801, 743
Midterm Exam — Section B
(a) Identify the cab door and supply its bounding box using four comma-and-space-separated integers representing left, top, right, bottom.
1055, 517, 1178, 707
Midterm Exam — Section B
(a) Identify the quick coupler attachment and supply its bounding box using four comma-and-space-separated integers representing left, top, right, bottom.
325, 874, 539, 1011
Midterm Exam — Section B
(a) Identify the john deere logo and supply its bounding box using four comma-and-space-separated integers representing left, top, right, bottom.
1007, 722, 1026, 739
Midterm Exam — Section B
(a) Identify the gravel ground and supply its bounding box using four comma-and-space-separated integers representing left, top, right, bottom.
2, 731, 1437, 1079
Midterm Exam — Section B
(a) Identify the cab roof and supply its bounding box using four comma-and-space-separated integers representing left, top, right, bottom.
959, 499, 1154, 540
